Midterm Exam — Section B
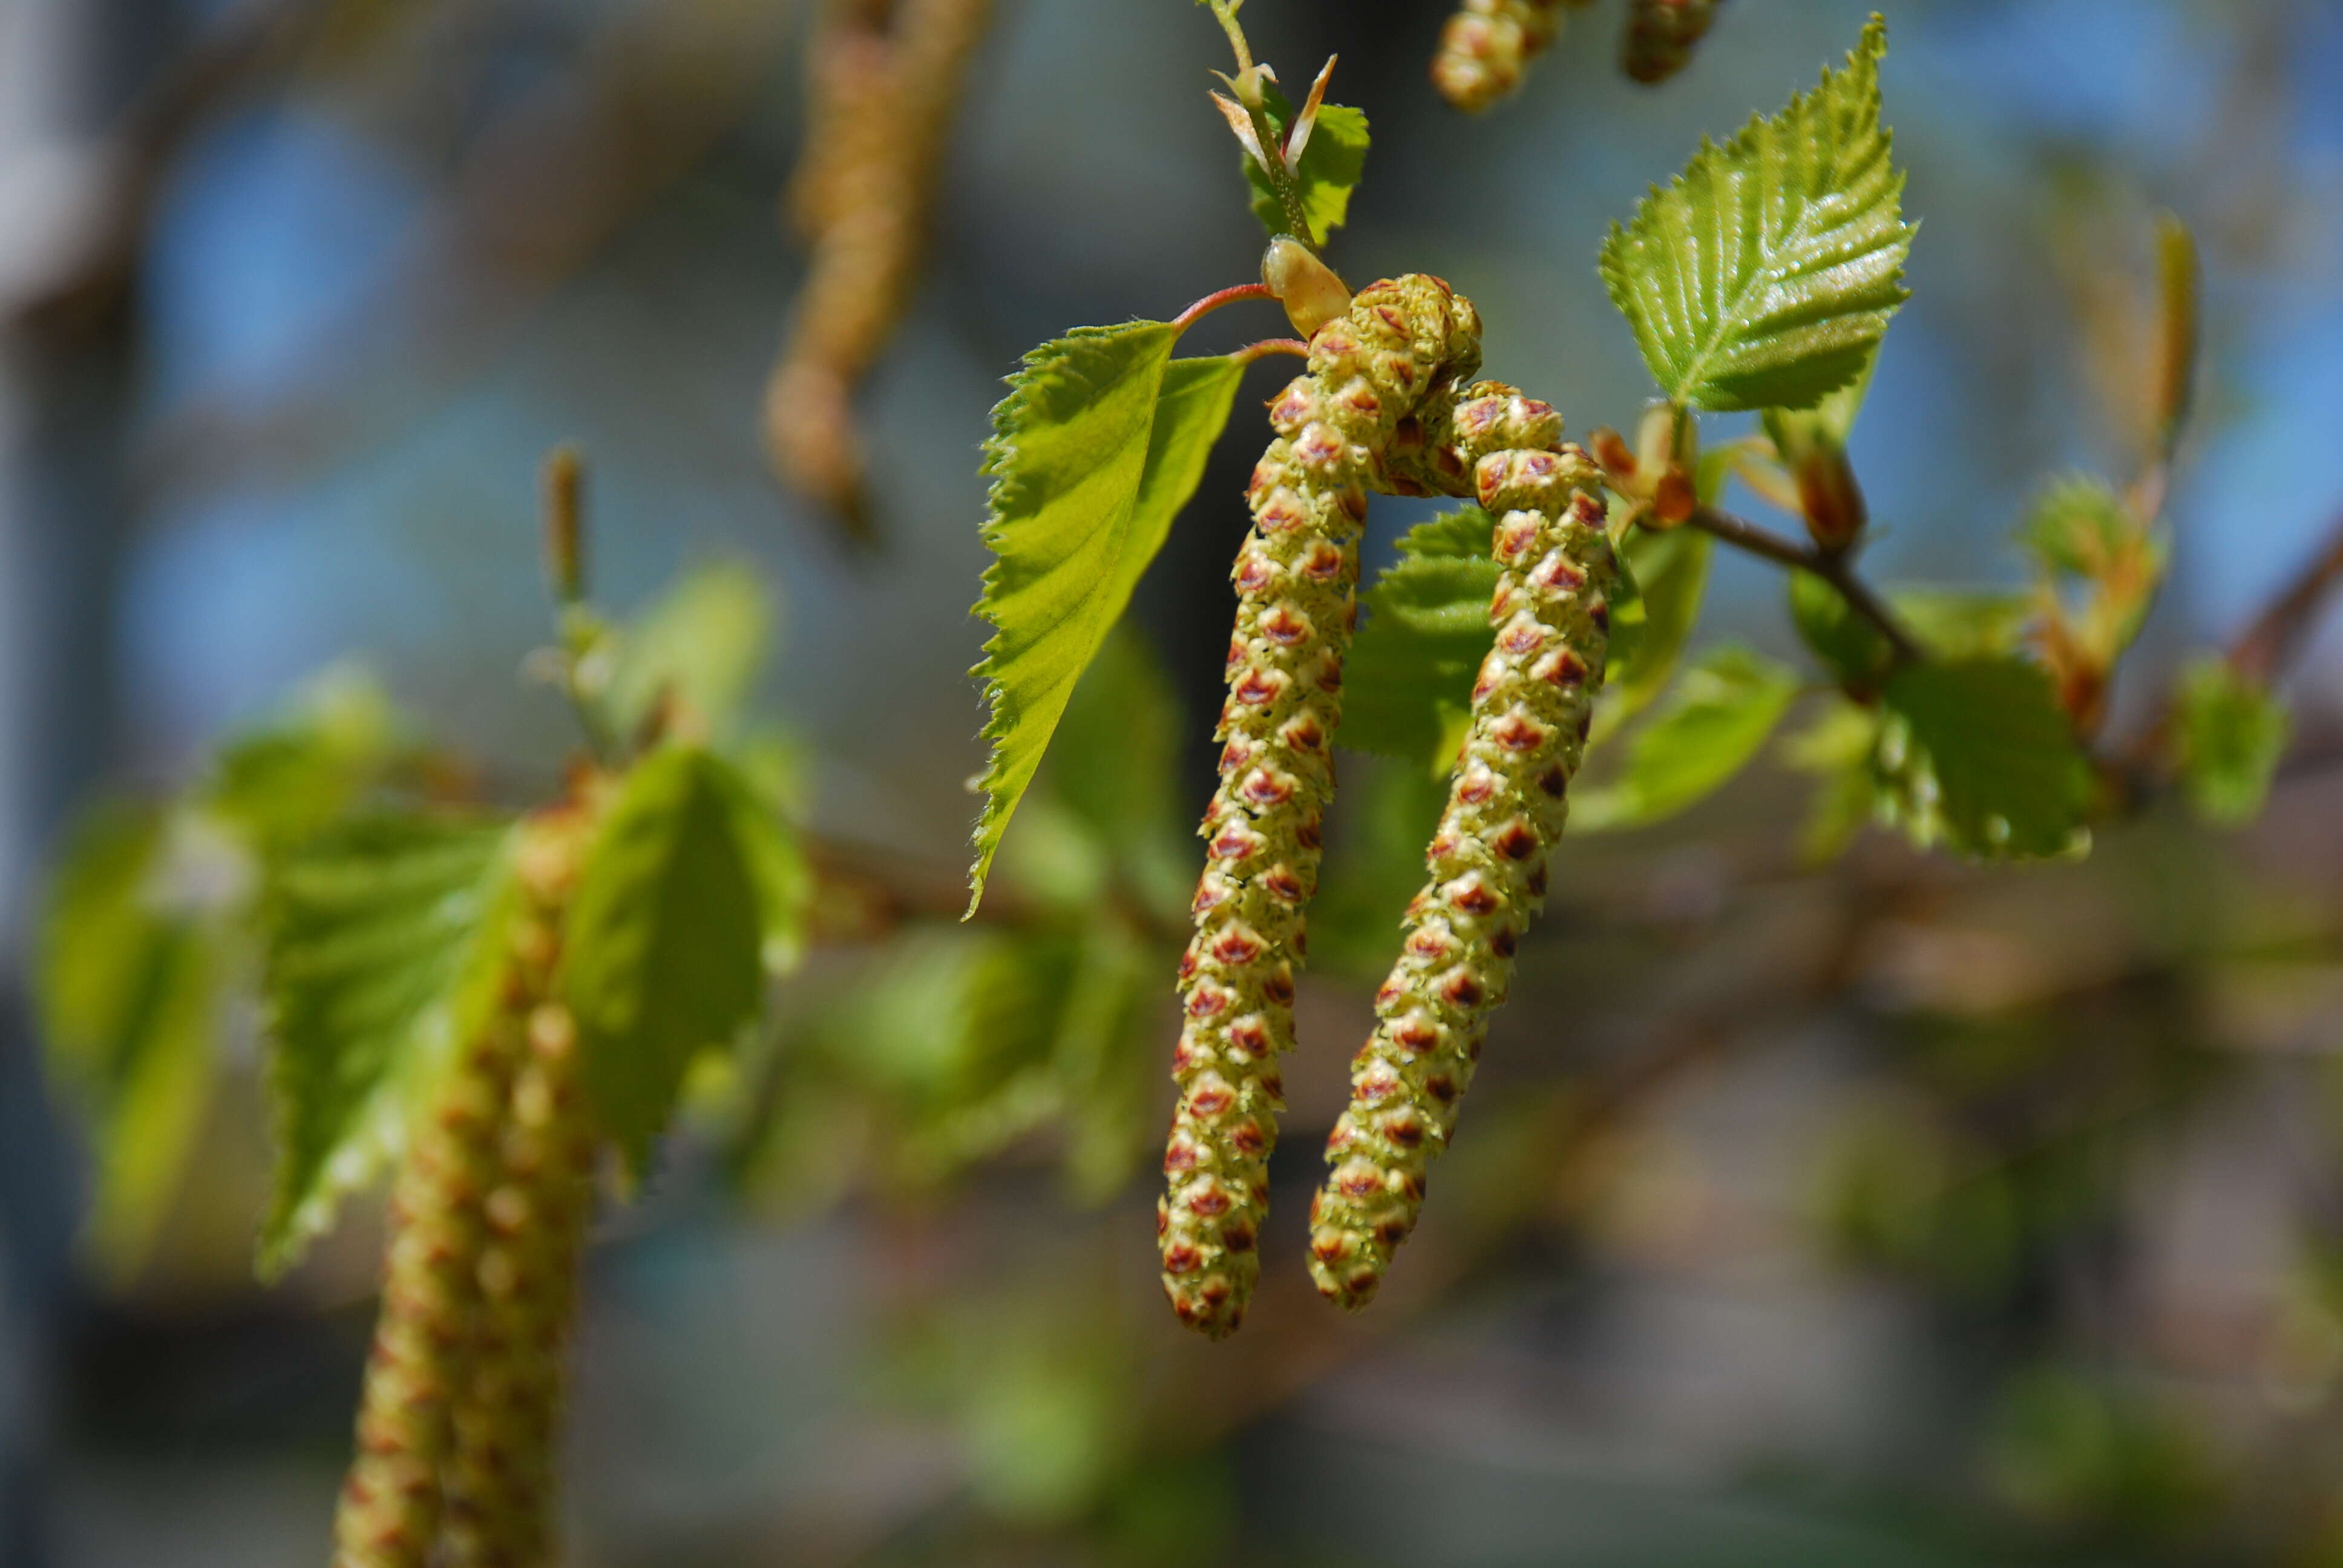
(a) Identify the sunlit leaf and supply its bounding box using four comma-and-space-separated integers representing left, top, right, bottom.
1874, 658, 2091, 859
968, 328, 1243, 912
563, 747, 781, 1173
2172, 657, 2289, 828
1243, 81, 1369, 247
205, 666, 407, 856
1600, 15, 1912, 411
1573, 644, 1801, 831
260, 813, 514, 1275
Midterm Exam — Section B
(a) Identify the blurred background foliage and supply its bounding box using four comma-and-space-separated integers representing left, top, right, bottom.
6, 0, 2343, 1563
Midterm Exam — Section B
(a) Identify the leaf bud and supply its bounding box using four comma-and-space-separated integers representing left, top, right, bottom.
1262, 237, 1353, 340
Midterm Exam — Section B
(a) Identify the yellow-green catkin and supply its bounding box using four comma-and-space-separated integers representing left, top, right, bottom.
764, 0, 994, 534
1621, 0, 1724, 84
332, 896, 537, 1566
1307, 384, 1619, 1310
441, 804, 601, 1568
1161, 276, 1483, 1339
1431, 0, 1590, 113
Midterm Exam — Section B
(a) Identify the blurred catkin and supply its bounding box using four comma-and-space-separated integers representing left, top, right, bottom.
331, 880, 534, 1567
1308, 384, 1618, 1310
1161, 276, 1481, 1339
1432, 0, 1591, 113
1620, 0, 1725, 84
764, 0, 993, 539
442, 805, 600, 1568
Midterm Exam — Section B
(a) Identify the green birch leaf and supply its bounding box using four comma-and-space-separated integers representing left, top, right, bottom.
1789, 569, 1893, 688
1340, 508, 1502, 764
1873, 658, 2091, 860
2172, 657, 2290, 828
1600, 15, 1913, 411
205, 667, 407, 856
1892, 586, 2031, 659
607, 562, 773, 744
1762, 345, 1878, 454
260, 813, 516, 1276
563, 746, 776, 1173
2019, 475, 2134, 580
968, 328, 1241, 912
1244, 83, 1370, 247
36, 802, 226, 1283
1573, 643, 1801, 831
1591, 525, 1713, 744
1780, 697, 1882, 863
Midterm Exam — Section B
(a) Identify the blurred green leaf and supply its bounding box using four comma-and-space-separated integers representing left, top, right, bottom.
606, 561, 773, 744
1038, 627, 1192, 921
205, 666, 407, 856
1789, 569, 1893, 688
1592, 524, 1713, 744
2172, 657, 2290, 828
563, 747, 772, 1174
1778, 696, 1879, 863
2019, 474, 2134, 581
1574, 643, 1801, 831
1341, 508, 1502, 765
1243, 82, 1369, 247
260, 813, 514, 1275
969, 330, 1240, 912
1874, 658, 2091, 859
1600, 16, 1912, 411
1892, 585, 2032, 659
37, 802, 227, 1282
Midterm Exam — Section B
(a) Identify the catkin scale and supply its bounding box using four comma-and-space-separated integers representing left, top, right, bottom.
1432, 0, 1590, 113
1161, 276, 1482, 1339
442, 808, 600, 1568
1306, 384, 1619, 1310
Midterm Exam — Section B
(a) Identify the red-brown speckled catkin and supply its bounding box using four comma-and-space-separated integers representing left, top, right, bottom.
1432, 0, 1592, 112
1308, 383, 1619, 1311
441, 806, 600, 1568
1622, 0, 1725, 84
1160, 276, 1482, 1339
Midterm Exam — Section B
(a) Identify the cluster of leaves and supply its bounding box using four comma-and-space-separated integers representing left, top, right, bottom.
735, 631, 1188, 1209
38, 564, 812, 1281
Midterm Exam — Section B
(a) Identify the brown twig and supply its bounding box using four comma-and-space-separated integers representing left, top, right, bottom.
2227, 506, 2343, 687
1689, 505, 1924, 664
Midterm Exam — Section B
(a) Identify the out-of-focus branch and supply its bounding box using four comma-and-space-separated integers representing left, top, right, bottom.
2227, 506, 2343, 687
1690, 504, 1924, 664
763, 0, 994, 544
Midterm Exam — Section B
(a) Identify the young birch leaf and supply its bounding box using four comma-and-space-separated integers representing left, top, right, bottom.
607, 562, 773, 744
38, 803, 226, 1282
1590, 525, 1712, 744
1874, 658, 2091, 859
969, 327, 1240, 913
562, 747, 773, 1174
1340, 508, 1502, 765
1573, 644, 1800, 831
1600, 15, 1912, 411
1244, 83, 1369, 247
2172, 657, 2289, 828
260, 814, 515, 1276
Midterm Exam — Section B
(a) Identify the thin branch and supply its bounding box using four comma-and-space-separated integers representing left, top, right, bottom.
1230, 336, 1308, 365
1172, 281, 1273, 332
1689, 505, 1924, 664
2228, 506, 2343, 687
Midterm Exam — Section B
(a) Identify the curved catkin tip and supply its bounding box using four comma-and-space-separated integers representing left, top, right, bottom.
1161, 278, 1484, 1338
1306, 381, 1617, 1312
1432, 0, 1568, 113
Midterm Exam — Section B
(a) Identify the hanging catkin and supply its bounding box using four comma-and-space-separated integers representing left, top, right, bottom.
441, 804, 601, 1568
1307, 383, 1619, 1310
331, 880, 534, 1567
1432, 0, 1590, 113
1161, 275, 1483, 1339
764, 0, 994, 537
1620, 0, 1725, 84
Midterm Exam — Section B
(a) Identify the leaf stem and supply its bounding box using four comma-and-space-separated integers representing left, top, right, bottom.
1231, 336, 1309, 365
1688, 505, 1924, 665
1173, 281, 1274, 331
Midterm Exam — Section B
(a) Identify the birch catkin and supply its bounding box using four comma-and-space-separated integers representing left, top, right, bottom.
332, 904, 532, 1567
1308, 384, 1619, 1310
442, 806, 600, 1568
1621, 0, 1725, 84
1161, 276, 1482, 1339
1432, 0, 1590, 113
